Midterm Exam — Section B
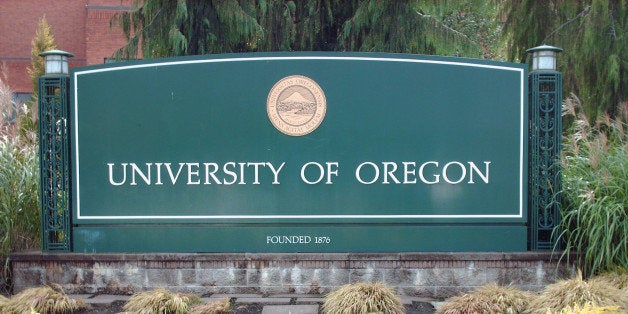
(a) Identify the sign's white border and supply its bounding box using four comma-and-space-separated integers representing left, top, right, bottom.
73, 56, 526, 220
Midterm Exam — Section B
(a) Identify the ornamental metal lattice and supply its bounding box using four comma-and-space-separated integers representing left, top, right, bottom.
528, 72, 562, 251
39, 76, 71, 252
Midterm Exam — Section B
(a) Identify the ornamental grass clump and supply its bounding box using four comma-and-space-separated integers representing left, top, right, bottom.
590, 269, 628, 290
322, 282, 404, 314
550, 301, 622, 314
123, 288, 202, 314
0, 294, 8, 309
189, 297, 231, 314
558, 95, 628, 276
435, 283, 533, 314
1, 72, 41, 295
526, 271, 626, 314
1, 284, 87, 313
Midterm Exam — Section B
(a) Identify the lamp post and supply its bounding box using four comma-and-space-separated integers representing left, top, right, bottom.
527, 45, 563, 251
39, 49, 74, 76
38, 50, 73, 252
527, 45, 563, 72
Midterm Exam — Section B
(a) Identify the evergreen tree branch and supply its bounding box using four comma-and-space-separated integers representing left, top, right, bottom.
543, 5, 591, 43
415, 11, 471, 42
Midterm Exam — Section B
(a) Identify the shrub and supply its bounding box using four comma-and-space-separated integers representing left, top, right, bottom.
123, 288, 202, 314
526, 271, 626, 314
1, 284, 87, 313
558, 95, 628, 276
189, 297, 231, 314
436, 283, 533, 314
322, 282, 404, 314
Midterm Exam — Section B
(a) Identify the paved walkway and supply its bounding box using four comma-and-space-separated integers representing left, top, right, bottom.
73, 293, 439, 313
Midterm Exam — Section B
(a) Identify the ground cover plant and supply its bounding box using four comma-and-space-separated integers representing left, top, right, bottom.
322, 281, 405, 314
557, 95, 628, 277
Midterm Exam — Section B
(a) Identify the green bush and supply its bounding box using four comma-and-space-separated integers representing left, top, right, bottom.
558, 95, 628, 276
0, 137, 40, 294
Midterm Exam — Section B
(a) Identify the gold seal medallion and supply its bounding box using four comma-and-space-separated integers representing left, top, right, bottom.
267, 75, 326, 136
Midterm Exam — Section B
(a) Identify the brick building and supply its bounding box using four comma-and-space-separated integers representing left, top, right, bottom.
0, 0, 134, 100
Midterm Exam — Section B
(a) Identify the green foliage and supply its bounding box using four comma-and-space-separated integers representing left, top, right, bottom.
339, 1, 499, 57
322, 282, 405, 314
435, 283, 533, 314
558, 95, 628, 277
0, 136, 40, 294
503, 0, 626, 121
526, 271, 627, 314
0, 62, 41, 296
114, 0, 264, 58
0, 285, 87, 314
123, 288, 202, 314
113, 0, 503, 58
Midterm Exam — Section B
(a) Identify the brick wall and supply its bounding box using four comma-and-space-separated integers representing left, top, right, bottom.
0, 0, 133, 93
86, 1, 135, 65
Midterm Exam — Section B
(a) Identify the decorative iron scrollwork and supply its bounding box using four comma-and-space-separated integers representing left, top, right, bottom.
39, 76, 71, 252
529, 72, 562, 251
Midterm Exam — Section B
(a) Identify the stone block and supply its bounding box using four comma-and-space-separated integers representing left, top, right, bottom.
498, 267, 536, 286
12, 268, 44, 292
262, 304, 319, 314
433, 286, 471, 299
423, 268, 457, 287
349, 267, 385, 283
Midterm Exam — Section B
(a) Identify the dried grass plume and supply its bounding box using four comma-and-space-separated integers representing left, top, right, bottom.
436, 283, 533, 314
322, 282, 404, 314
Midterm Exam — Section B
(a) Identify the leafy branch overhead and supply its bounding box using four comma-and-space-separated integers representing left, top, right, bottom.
113, 0, 501, 58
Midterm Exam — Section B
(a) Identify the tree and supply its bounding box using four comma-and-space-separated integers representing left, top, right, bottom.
27, 16, 57, 95
113, 0, 265, 58
503, 0, 626, 120
22, 16, 58, 145
338, 1, 500, 58
113, 0, 502, 58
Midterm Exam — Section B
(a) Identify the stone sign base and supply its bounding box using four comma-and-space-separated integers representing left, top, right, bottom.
10, 252, 573, 298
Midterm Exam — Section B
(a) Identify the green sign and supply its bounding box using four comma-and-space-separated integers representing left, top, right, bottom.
71, 53, 528, 252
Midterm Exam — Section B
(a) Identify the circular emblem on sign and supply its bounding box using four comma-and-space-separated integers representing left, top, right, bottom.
267, 75, 326, 136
